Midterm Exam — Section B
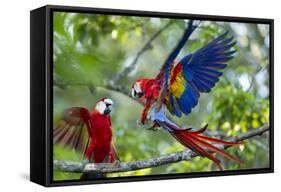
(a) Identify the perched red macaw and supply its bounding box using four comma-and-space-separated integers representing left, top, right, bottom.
53, 98, 118, 177
131, 21, 242, 169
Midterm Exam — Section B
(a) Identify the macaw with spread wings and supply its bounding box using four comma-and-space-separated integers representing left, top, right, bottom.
131, 21, 242, 170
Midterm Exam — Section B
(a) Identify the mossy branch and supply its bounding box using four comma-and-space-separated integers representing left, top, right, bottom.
54, 124, 269, 173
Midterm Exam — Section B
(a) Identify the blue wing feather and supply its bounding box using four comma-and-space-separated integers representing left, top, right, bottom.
157, 21, 198, 104
177, 93, 192, 114
186, 85, 198, 107
173, 32, 236, 115
157, 25, 236, 117
192, 77, 212, 92
197, 73, 219, 83
176, 83, 199, 115
169, 95, 182, 117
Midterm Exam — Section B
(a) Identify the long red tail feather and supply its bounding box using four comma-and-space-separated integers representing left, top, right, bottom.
170, 126, 242, 170
171, 132, 223, 170
187, 133, 243, 165
194, 134, 241, 145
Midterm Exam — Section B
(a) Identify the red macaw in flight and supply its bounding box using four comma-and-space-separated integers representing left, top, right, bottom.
53, 98, 118, 178
131, 21, 242, 169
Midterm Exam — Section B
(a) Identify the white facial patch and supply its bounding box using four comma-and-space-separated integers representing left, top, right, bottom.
95, 98, 114, 114
95, 101, 107, 114
134, 82, 142, 93
104, 98, 114, 105
131, 88, 135, 98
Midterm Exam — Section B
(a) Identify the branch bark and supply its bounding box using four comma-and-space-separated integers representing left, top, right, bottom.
54, 124, 269, 173
54, 79, 139, 104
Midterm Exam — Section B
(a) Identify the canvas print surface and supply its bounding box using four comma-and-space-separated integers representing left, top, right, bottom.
52, 11, 270, 181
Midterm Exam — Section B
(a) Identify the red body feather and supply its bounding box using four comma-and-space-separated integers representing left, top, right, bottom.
135, 63, 184, 123
134, 78, 160, 123
85, 110, 115, 163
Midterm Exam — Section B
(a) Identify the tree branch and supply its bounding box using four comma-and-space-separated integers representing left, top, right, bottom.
54, 124, 269, 173
54, 79, 138, 101
54, 21, 173, 101
103, 81, 133, 99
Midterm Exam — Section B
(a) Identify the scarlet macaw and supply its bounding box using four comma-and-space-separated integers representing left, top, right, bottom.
131, 21, 242, 169
53, 98, 118, 178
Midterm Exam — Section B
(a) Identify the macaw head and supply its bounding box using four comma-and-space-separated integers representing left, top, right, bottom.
131, 80, 145, 99
95, 98, 114, 115
132, 78, 156, 98
132, 78, 157, 99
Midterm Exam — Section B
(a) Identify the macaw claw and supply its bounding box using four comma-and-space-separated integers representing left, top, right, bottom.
147, 126, 161, 131
137, 120, 160, 131
114, 160, 121, 167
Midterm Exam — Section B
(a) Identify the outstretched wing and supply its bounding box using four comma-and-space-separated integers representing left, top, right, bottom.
164, 32, 236, 117
53, 107, 92, 155
157, 20, 196, 79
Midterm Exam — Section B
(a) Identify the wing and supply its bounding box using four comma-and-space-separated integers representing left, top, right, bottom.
165, 32, 236, 117
156, 20, 196, 83
53, 107, 92, 155
157, 20, 196, 79
156, 21, 197, 109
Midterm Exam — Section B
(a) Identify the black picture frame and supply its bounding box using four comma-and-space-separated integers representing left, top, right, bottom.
30, 4, 274, 187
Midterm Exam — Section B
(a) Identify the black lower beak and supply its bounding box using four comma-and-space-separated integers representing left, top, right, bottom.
137, 92, 144, 98
104, 108, 111, 115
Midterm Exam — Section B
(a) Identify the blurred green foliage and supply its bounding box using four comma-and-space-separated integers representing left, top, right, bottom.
53, 12, 270, 181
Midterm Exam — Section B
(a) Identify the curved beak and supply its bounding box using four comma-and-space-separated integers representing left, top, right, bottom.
104, 103, 112, 115
137, 92, 144, 98
104, 108, 111, 115
132, 88, 144, 99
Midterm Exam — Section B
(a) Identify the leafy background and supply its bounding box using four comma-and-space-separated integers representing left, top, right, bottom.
53, 12, 270, 180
